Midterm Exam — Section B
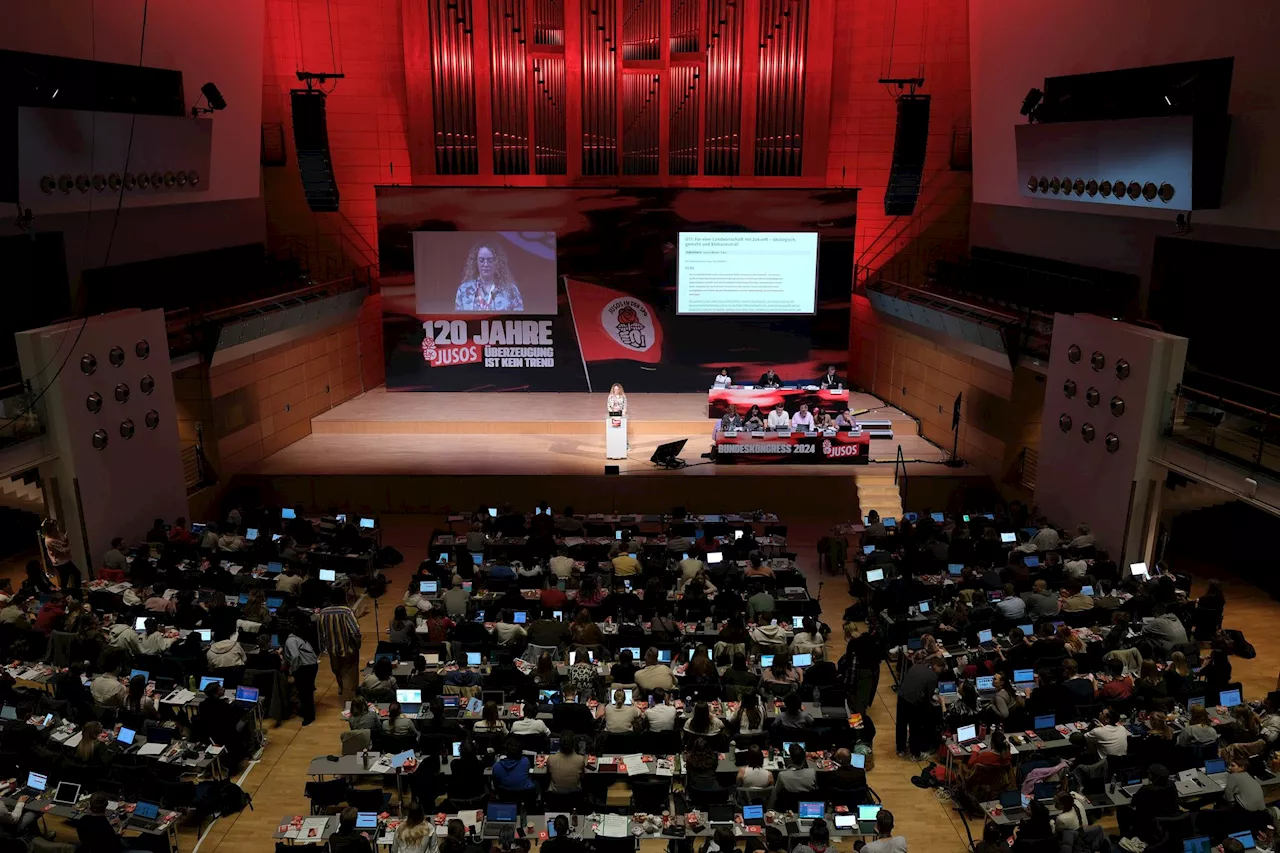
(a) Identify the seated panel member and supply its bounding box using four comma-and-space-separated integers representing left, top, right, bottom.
819, 365, 843, 389
815, 410, 836, 431
835, 408, 858, 430
758, 368, 783, 388
720, 410, 743, 431
766, 402, 791, 430
791, 403, 816, 431
744, 406, 765, 430
714, 368, 732, 387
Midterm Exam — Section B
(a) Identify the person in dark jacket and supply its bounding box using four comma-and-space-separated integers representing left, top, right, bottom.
329, 807, 374, 853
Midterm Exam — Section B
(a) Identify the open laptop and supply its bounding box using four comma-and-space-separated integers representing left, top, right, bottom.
199, 676, 224, 691
319, 568, 336, 582
1120, 771, 1146, 797
482, 803, 518, 838
266, 561, 283, 575
938, 681, 959, 700
130, 801, 162, 830
975, 675, 995, 695
117, 726, 137, 746
918, 600, 932, 614
856, 804, 881, 834
798, 802, 825, 822
0, 705, 16, 721
1032, 781, 1058, 802
1182, 838, 1212, 853
862, 545, 876, 556
1013, 669, 1035, 690
742, 805, 764, 826
834, 814, 857, 832
707, 805, 736, 825
1034, 714, 1064, 741
865, 568, 885, 583
20, 771, 48, 798
1229, 831, 1257, 851
1024, 556, 1040, 568
266, 596, 283, 613
397, 689, 423, 716
947, 563, 963, 576
440, 695, 461, 716
956, 724, 981, 746
514, 611, 528, 625
782, 741, 806, 753
998, 790, 1028, 820
1000, 532, 1016, 544
420, 580, 439, 594
360, 517, 376, 529
976, 629, 997, 652
1203, 757, 1228, 785
760, 654, 775, 668
234, 685, 260, 705
356, 812, 380, 830
53, 781, 81, 805
130, 669, 150, 682
657, 649, 674, 663
1218, 688, 1242, 708
466, 652, 483, 666
792, 654, 813, 668
1017, 624, 1034, 637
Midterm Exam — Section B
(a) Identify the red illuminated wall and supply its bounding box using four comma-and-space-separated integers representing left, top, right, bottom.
261, 0, 971, 360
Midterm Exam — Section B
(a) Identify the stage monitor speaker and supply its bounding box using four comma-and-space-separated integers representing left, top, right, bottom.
290, 89, 340, 212
884, 95, 931, 216
605, 465, 620, 476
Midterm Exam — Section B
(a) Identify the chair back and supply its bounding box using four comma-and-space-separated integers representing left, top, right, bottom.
340, 728, 372, 756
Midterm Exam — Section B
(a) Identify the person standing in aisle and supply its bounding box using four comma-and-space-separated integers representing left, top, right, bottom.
318, 587, 363, 697
284, 625, 320, 725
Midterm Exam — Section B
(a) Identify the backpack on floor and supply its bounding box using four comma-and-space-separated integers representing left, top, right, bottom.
1215, 628, 1257, 659
194, 780, 253, 817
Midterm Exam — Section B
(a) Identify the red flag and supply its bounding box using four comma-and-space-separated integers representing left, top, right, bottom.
564, 277, 664, 364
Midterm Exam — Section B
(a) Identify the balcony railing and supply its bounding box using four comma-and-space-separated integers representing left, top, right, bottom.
866, 276, 1054, 361
1165, 376, 1280, 478
0, 383, 44, 450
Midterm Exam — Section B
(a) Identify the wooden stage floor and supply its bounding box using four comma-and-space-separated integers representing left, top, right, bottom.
266, 389, 949, 476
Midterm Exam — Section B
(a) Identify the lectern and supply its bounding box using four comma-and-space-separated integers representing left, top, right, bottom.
606, 414, 627, 459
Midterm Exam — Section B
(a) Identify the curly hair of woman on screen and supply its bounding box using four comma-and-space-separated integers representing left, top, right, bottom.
454, 239, 525, 312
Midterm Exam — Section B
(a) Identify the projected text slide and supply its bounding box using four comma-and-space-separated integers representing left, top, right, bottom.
677, 232, 819, 314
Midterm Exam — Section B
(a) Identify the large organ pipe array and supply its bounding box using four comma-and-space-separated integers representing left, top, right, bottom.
703, 0, 742, 175
532, 58, 567, 174
623, 73, 661, 174
754, 0, 808, 176
427, 0, 480, 174
405, 0, 828, 179
668, 65, 700, 175
489, 0, 530, 174
581, 0, 619, 175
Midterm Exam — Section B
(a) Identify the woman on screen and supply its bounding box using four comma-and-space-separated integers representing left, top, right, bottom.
454, 240, 525, 312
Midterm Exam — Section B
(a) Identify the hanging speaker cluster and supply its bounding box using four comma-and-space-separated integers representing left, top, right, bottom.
40, 170, 201, 194
1026, 175, 1174, 203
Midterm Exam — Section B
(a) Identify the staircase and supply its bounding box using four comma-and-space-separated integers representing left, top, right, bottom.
0, 474, 44, 514
856, 470, 904, 522
1162, 478, 1234, 517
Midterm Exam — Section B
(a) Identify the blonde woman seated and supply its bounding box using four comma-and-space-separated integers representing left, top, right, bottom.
603, 688, 640, 733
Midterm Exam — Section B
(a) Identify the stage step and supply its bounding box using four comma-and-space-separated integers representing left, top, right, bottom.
855, 472, 904, 522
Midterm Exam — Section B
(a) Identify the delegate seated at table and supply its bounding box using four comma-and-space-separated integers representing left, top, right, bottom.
767, 403, 791, 430
758, 369, 783, 388
715, 368, 732, 387
720, 411, 743, 431
819, 365, 843, 389
791, 404, 816, 431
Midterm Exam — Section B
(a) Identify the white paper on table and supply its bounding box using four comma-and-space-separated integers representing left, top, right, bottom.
624, 754, 649, 776
64, 732, 84, 748
562, 538, 585, 547
162, 689, 196, 705
107, 583, 131, 594
228, 566, 242, 575
137, 742, 167, 756
598, 815, 629, 837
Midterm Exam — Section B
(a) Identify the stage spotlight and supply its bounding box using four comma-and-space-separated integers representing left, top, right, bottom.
202, 82, 226, 110
192, 82, 227, 116
1020, 87, 1043, 118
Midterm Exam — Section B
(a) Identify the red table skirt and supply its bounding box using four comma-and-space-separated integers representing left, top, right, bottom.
714, 429, 870, 464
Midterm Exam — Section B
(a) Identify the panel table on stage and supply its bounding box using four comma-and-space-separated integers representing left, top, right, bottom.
708, 386, 850, 419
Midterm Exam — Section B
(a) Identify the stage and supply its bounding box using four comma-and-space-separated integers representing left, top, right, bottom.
259, 388, 947, 474
241, 388, 984, 514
